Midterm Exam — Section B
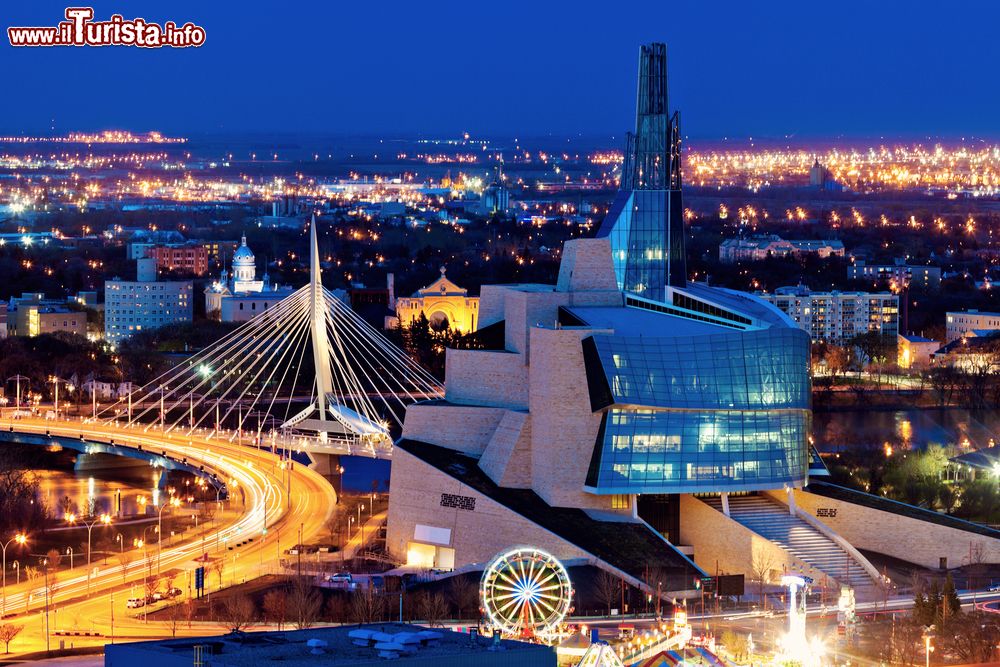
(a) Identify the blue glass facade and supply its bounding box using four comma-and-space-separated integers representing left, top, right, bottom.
585, 327, 812, 494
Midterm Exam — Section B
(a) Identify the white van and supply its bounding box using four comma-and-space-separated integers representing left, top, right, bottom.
126, 598, 145, 609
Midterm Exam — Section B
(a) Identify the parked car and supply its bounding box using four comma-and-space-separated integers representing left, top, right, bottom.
328, 572, 353, 586
150, 591, 166, 602
168, 587, 183, 597
126, 598, 145, 609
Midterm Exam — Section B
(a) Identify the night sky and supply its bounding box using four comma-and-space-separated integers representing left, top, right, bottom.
3, 0, 998, 140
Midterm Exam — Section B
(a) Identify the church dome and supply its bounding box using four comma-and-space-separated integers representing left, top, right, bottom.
233, 235, 255, 265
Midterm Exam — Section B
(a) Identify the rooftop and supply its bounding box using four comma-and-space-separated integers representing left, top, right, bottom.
105, 624, 555, 667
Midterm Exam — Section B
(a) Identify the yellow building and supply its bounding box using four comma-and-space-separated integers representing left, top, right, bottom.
897, 333, 939, 369
394, 267, 479, 333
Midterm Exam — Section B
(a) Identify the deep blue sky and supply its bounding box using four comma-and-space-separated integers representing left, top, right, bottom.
3, 1, 999, 140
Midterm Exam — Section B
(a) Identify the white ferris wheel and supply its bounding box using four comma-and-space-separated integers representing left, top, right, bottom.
480, 546, 573, 640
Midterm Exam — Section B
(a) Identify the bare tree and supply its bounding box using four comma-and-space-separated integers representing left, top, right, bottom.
446, 576, 479, 620
415, 591, 448, 626
221, 594, 256, 632
115, 551, 133, 585
263, 588, 288, 630
351, 586, 385, 624
211, 559, 225, 591
0, 624, 23, 653
164, 602, 187, 638
23, 567, 38, 613
44, 549, 61, 570
594, 570, 619, 615
750, 548, 777, 610
287, 577, 322, 629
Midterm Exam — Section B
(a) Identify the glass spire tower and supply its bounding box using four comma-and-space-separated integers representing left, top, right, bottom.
598, 43, 686, 302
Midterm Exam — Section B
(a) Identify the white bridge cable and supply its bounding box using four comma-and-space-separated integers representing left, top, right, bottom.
190, 297, 312, 437
104, 288, 308, 425
324, 291, 444, 404
97, 220, 445, 452
149, 300, 306, 432
166, 306, 307, 434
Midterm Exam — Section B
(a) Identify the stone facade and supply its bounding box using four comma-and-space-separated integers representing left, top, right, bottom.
401, 403, 508, 456
678, 494, 832, 585
792, 488, 1000, 570
386, 446, 592, 567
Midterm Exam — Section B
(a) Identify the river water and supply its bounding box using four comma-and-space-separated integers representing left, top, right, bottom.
812, 407, 1000, 453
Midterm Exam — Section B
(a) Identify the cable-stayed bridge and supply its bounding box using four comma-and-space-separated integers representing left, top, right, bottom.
96, 220, 443, 461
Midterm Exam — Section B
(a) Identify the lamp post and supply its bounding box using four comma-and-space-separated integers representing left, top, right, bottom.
48, 376, 69, 419
336, 465, 345, 503
923, 626, 935, 667
65, 512, 111, 593
0, 533, 27, 619
116, 533, 124, 554
6, 375, 29, 410
358, 504, 365, 547
65, 547, 73, 571
157, 495, 181, 575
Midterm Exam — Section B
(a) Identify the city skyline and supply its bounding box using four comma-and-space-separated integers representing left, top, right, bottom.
3, 0, 1000, 138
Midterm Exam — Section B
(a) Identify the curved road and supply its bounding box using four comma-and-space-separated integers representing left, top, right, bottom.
0, 417, 337, 654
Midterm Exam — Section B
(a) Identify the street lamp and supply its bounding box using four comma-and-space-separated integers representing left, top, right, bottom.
157, 495, 181, 575
0, 533, 27, 619
923, 626, 935, 667
66, 512, 110, 594
65, 547, 74, 570
48, 376, 70, 419
65, 512, 111, 567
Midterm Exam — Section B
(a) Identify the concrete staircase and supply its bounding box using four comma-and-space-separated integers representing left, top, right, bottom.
702, 494, 876, 590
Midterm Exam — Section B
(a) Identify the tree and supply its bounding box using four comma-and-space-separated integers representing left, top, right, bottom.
941, 573, 961, 624
287, 577, 322, 630
415, 591, 447, 626
263, 589, 288, 630
115, 551, 133, 585
164, 601, 188, 638
221, 594, 256, 632
211, 559, 224, 590
594, 570, 619, 615
44, 549, 61, 570
750, 548, 777, 610
0, 624, 23, 653
942, 611, 1000, 663
446, 576, 479, 620
351, 586, 385, 624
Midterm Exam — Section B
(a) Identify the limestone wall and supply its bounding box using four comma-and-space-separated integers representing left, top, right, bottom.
478, 410, 533, 488
678, 494, 835, 585
386, 446, 591, 567
445, 348, 528, 410
401, 403, 506, 456
792, 487, 1000, 570
528, 326, 614, 511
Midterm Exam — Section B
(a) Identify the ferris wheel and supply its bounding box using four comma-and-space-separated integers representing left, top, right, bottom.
480, 546, 573, 640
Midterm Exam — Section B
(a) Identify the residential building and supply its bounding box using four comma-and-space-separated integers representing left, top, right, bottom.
946, 310, 1000, 343
758, 286, 898, 344
204, 235, 294, 322
0, 303, 6, 338
391, 267, 479, 333
719, 235, 845, 263
147, 243, 210, 276
898, 334, 939, 369
104, 258, 193, 344
848, 259, 941, 290
5, 293, 86, 337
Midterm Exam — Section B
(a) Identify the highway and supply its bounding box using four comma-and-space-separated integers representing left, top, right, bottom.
0, 416, 338, 655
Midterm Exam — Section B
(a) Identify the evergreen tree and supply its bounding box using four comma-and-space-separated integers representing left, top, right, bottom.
942, 573, 962, 623
926, 580, 942, 625
913, 587, 929, 626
